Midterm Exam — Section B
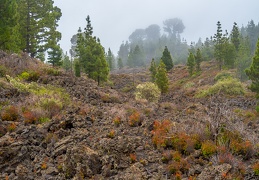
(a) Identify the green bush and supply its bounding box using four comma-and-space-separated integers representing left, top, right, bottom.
214, 71, 234, 82
0, 65, 7, 77
196, 77, 245, 97
135, 82, 161, 102
19, 71, 40, 81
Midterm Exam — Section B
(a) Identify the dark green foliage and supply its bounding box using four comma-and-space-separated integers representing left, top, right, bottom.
149, 58, 157, 82
74, 60, 80, 77
195, 48, 202, 72
187, 52, 195, 76
47, 44, 62, 66
155, 60, 169, 93
236, 37, 251, 81
201, 37, 214, 61
18, 0, 62, 58
223, 41, 236, 69
62, 52, 71, 71
213, 21, 224, 70
161, 46, 174, 71
230, 22, 240, 51
0, 0, 20, 52
246, 38, 259, 98
75, 15, 109, 84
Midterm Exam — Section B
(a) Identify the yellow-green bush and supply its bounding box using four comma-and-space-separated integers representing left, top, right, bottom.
201, 140, 217, 157
196, 77, 245, 97
214, 71, 235, 82
135, 82, 161, 102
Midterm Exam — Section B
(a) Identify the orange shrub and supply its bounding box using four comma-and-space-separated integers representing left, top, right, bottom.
7, 123, 17, 132
129, 153, 137, 163
113, 116, 121, 127
1, 105, 19, 121
230, 140, 253, 158
201, 140, 217, 157
23, 110, 38, 124
253, 162, 259, 175
128, 111, 141, 127
107, 130, 115, 139
151, 120, 171, 148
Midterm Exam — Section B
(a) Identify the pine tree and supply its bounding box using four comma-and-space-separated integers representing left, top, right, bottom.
187, 52, 195, 76
47, 44, 62, 66
117, 58, 123, 69
149, 58, 157, 82
127, 45, 145, 67
236, 37, 251, 81
74, 59, 81, 77
155, 60, 169, 93
213, 21, 224, 70
75, 16, 109, 85
0, 0, 21, 52
106, 48, 115, 70
18, 0, 62, 57
245, 38, 259, 97
195, 48, 202, 72
62, 52, 71, 71
161, 46, 174, 71
230, 22, 240, 51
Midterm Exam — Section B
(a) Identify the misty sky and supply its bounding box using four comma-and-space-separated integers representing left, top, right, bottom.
53, 0, 259, 55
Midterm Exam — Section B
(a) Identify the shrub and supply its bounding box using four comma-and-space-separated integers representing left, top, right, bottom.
196, 77, 245, 97
107, 130, 115, 138
7, 123, 17, 132
201, 140, 217, 157
151, 119, 171, 148
40, 98, 62, 118
19, 72, 30, 80
1, 105, 19, 121
113, 116, 121, 127
230, 140, 254, 159
45, 68, 60, 76
135, 82, 161, 102
0, 65, 7, 77
129, 153, 137, 163
253, 162, 259, 175
214, 71, 234, 82
23, 110, 38, 124
128, 111, 141, 127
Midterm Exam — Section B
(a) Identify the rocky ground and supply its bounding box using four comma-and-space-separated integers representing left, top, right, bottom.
0, 51, 259, 179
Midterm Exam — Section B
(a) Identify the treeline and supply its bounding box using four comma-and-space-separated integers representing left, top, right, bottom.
0, 0, 62, 65
115, 19, 259, 76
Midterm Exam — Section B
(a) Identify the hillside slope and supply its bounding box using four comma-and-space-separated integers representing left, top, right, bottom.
0, 52, 258, 179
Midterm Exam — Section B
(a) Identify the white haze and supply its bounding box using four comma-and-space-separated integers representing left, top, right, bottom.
54, 0, 259, 55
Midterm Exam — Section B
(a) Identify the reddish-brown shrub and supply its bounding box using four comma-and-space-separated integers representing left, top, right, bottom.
1, 106, 19, 121
151, 119, 171, 148
7, 123, 17, 132
128, 111, 141, 127
253, 162, 259, 175
23, 110, 38, 124
129, 153, 137, 163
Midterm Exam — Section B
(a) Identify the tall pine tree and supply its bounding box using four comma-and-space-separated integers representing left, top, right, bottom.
155, 60, 169, 93
230, 22, 240, 51
195, 48, 202, 72
213, 21, 224, 70
0, 0, 20, 52
161, 46, 174, 71
245, 38, 259, 97
75, 16, 109, 85
18, 0, 62, 58
149, 58, 157, 82
187, 52, 195, 76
